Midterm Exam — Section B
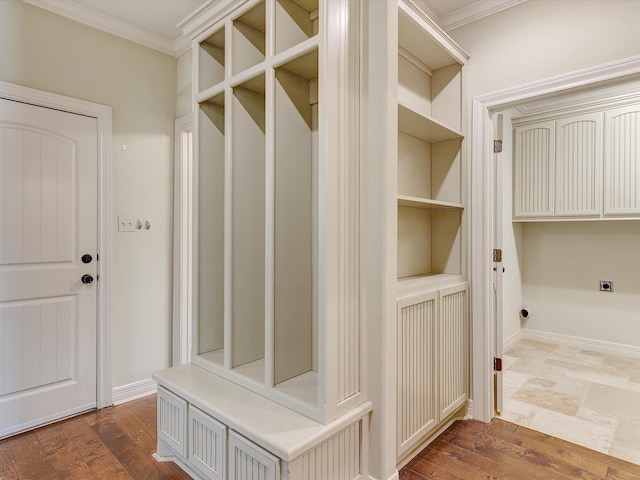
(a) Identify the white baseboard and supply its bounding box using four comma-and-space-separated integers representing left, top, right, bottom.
518, 328, 640, 358
112, 378, 157, 405
369, 472, 399, 480
503, 329, 524, 352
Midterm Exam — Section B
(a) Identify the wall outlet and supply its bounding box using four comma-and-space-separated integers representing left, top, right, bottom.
599, 280, 613, 292
118, 216, 136, 232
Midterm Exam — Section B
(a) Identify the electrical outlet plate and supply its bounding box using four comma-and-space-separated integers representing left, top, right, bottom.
599, 280, 613, 292
118, 216, 136, 232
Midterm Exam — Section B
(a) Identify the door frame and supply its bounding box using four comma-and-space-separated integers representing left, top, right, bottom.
0, 80, 113, 408
173, 113, 193, 366
470, 54, 640, 423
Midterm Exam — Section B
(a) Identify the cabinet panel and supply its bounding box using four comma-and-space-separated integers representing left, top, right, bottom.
189, 405, 226, 480
438, 283, 468, 419
555, 114, 602, 216
157, 387, 188, 458
397, 291, 438, 458
605, 105, 640, 215
228, 431, 280, 480
513, 122, 555, 218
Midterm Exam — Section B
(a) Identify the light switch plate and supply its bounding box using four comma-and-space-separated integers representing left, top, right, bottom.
118, 216, 136, 232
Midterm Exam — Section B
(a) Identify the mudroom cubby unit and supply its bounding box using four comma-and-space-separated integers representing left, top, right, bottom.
158, 1, 368, 477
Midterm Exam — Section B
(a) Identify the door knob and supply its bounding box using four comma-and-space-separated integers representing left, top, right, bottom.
81, 274, 94, 285
82, 254, 93, 264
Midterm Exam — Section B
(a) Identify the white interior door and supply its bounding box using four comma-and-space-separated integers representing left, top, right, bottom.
493, 113, 504, 414
0, 98, 98, 438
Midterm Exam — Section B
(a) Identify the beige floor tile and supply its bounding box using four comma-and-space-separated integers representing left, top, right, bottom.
582, 383, 640, 422
549, 346, 605, 368
528, 409, 616, 454
610, 444, 640, 465
563, 362, 629, 389
511, 377, 582, 416
502, 370, 531, 402
603, 354, 640, 370
499, 398, 539, 427
575, 406, 618, 429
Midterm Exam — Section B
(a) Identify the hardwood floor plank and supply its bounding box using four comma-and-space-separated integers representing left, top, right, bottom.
86, 452, 132, 480
0, 440, 19, 480
8, 431, 59, 480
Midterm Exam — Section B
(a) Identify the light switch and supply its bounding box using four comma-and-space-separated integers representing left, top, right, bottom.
118, 216, 136, 232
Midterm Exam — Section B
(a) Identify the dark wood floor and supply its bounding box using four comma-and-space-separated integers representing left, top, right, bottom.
1, 395, 639, 480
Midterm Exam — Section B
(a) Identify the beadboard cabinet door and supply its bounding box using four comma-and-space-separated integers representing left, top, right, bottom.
604, 105, 640, 215
555, 113, 602, 217
513, 122, 555, 218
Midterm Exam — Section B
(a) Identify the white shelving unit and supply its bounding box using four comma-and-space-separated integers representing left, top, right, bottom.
394, 0, 470, 464
155, 0, 370, 478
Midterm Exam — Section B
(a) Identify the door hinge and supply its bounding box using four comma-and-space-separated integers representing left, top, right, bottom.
493, 248, 502, 262
494, 139, 503, 153
494, 357, 503, 372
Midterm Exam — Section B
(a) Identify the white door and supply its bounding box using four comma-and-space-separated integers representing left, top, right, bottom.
0, 98, 98, 438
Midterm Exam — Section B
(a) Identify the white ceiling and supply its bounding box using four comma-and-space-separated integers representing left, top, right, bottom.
23, 0, 527, 57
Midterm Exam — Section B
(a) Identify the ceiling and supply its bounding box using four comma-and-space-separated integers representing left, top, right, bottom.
23, 0, 527, 57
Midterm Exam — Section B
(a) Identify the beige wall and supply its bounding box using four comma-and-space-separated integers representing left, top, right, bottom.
0, 1, 177, 388
450, 0, 640, 347
177, 49, 193, 118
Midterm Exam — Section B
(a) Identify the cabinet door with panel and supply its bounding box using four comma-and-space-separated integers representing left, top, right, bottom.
513, 121, 555, 218
555, 113, 602, 217
437, 283, 469, 419
604, 104, 640, 215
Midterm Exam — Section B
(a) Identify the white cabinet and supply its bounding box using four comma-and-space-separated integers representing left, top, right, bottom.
514, 103, 640, 221
189, 406, 226, 480
396, 282, 468, 462
228, 431, 279, 480
513, 121, 555, 218
157, 387, 188, 459
604, 104, 640, 215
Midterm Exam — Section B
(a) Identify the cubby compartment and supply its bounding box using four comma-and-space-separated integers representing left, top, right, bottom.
197, 93, 225, 367
398, 5, 462, 133
397, 206, 462, 279
272, 50, 318, 404
397, 133, 462, 206
275, 0, 319, 54
232, 2, 266, 75
231, 75, 266, 381
199, 28, 225, 93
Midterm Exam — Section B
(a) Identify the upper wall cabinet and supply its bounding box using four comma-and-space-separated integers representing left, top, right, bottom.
604, 105, 640, 215
513, 101, 640, 221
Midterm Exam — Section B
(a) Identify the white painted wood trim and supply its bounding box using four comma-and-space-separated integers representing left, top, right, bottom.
368, 473, 400, 480
437, 0, 528, 32
0, 403, 96, 440
173, 114, 194, 367
112, 378, 158, 405
22, 0, 182, 57
519, 329, 640, 359
471, 55, 640, 423
502, 329, 523, 352
0, 80, 114, 410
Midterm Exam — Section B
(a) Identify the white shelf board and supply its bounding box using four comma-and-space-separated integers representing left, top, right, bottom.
232, 357, 265, 384
397, 273, 465, 298
275, 370, 318, 407
398, 99, 463, 144
198, 348, 225, 367
398, 195, 463, 210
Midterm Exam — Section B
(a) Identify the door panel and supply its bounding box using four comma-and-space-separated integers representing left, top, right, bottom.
0, 98, 97, 438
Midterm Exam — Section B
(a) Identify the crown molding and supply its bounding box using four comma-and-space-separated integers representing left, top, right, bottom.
439, 0, 528, 32
22, 0, 187, 57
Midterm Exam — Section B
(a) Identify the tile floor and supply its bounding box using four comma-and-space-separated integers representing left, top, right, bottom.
500, 338, 640, 465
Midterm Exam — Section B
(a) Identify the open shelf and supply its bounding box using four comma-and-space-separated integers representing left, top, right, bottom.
275, 0, 319, 54
231, 75, 266, 369
398, 100, 462, 144
233, 1, 266, 75
233, 357, 265, 384
197, 93, 226, 359
275, 370, 318, 407
273, 49, 317, 385
198, 348, 225, 368
199, 28, 225, 93
398, 195, 462, 210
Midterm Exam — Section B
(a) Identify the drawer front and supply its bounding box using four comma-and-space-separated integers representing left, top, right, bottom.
228, 431, 280, 480
188, 405, 226, 480
157, 387, 188, 458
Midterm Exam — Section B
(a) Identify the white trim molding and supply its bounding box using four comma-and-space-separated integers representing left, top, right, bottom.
0, 80, 113, 409
112, 378, 158, 406
438, 0, 528, 31
22, 0, 191, 57
517, 329, 640, 359
173, 113, 194, 366
471, 55, 640, 423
